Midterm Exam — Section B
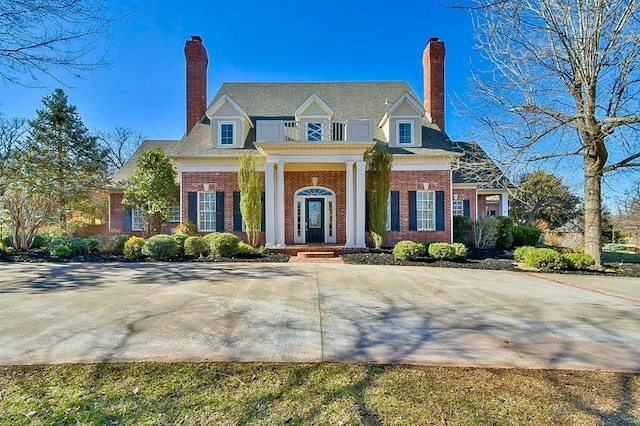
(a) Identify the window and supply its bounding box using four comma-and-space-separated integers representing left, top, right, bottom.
417, 190, 435, 231
306, 122, 323, 141
168, 203, 180, 222
219, 122, 234, 145
452, 200, 464, 217
198, 192, 216, 231
397, 121, 413, 144
132, 206, 146, 231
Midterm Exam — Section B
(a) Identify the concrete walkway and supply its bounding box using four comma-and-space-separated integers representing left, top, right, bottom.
0, 262, 638, 372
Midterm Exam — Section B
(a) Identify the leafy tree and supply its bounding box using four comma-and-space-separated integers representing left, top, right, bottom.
22, 88, 109, 234
367, 149, 393, 249
123, 148, 178, 237
0, 0, 122, 85
510, 171, 581, 229
237, 154, 263, 247
97, 126, 146, 175
457, 0, 640, 268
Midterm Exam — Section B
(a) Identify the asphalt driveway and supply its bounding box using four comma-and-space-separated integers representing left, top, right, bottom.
0, 262, 638, 371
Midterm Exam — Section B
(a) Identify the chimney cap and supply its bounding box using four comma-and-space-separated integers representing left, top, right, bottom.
191, 35, 202, 42
429, 37, 440, 42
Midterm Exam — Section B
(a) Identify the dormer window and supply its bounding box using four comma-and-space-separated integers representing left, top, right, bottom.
397, 121, 413, 144
306, 122, 323, 141
219, 122, 234, 145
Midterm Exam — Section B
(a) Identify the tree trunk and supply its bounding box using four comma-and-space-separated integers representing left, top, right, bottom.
584, 156, 603, 269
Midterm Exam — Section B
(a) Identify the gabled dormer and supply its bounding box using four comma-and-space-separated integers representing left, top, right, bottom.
205, 93, 253, 148
295, 93, 335, 142
378, 92, 426, 148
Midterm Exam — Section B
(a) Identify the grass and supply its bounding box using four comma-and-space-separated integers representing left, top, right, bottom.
603, 251, 640, 264
0, 363, 638, 425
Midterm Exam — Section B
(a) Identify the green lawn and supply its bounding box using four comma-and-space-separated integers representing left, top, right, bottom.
603, 251, 640, 264
1, 363, 638, 425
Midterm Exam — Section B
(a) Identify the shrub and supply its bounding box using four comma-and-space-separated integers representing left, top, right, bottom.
209, 232, 240, 257
142, 234, 178, 260
258, 246, 269, 255
451, 242, 468, 258
473, 216, 501, 249
85, 237, 99, 252
202, 233, 217, 248
514, 246, 536, 262
237, 241, 254, 255
175, 221, 197, 236
97, 233, 129, 254
428, 242, 456, 260
51, 244, 72, 258
172, 233, 188, 255
124, 236, 146, 259
1, 235, 12, 248
393, 240, 425, 261
495, 216, 514, 248
184, 236, 207, 257
512, 226, 542, 247
49, 237, 88, 255
453, 215, 472, 245
563, 252, 595, 270
523, 248, 567, 270
31, 235, 47, 249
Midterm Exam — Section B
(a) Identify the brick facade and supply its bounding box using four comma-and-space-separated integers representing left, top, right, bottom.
184, 36, 208, 135
453, 188, 477, 218
423, 38, 446, 133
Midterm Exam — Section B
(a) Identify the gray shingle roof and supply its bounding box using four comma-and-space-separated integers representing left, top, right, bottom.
452, 142, 513, 189
111, 140, 180, 187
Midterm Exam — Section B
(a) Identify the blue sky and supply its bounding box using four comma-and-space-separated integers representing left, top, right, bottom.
0, 0, 475, 141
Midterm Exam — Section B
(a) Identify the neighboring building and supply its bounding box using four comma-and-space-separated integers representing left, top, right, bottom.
109, 36, 510, 248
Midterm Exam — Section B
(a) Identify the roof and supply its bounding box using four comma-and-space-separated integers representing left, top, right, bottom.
111, 140, 180, 187
452, 142, 513, 189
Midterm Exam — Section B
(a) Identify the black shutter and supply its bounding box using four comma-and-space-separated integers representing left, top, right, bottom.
409, 191, 417, 231
233, 191, 242, 232
436, 190, 445, 231
261, 192, 265, 231
124, 207, 132, 231
391, 191, 400, 231
188, 192, 197, 225
365, 191, 370, 231
216, 192, 225, 232
463, 200, 471, 218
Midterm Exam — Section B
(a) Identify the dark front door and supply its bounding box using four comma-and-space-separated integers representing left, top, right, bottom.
305, 198, 325, 243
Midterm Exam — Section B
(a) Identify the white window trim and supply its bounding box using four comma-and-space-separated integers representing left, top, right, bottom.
168, 203, 181, 223
218, 121, 235, 146
197, 191, 217, 232
452, 200, 464, 217
306, 121, 324, 141
132, 206, 146, 231
396, 120, 413, 145
417, 190, 435, 231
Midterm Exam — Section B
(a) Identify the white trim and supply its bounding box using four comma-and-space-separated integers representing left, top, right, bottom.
132, 205, 146, 231
396, 120, 414, 145
416, 190, 436, 231
206, 93, 253, 128
295, 93, 335, 119
197, 191, 217, 232
293, 186, 337, 244
378, 92, 426, 127
391, 163, 451, 171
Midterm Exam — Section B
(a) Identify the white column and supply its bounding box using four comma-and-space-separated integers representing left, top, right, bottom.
276, 161, 286, 246
355, 161, 366, 248
345, 161, 355, 247
264, 162, 275, 247
501, 192, 509, 216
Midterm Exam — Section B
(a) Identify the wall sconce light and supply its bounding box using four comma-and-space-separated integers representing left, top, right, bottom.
423, 182, 429, 190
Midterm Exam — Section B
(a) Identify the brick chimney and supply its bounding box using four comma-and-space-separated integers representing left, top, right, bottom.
184, 35, 208, 135
423, 37, 446, 133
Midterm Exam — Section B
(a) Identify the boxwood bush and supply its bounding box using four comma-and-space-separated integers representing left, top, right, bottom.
451, 242, 468, 259
523, 248, 567, 270
514, 246, 537, 262
208, 232, 240, 257
563, 252, 595, 270
50, 244, 72, 258
124, 236, 146, 259
512, 226, 542, 247
428, 242, 456, 260
172, 233, 189, 255
393, 240, 425, 261
49, 237, 88, 255
142, 234, 179, 260
237, 241, 254, 255
184, 236, 207, 257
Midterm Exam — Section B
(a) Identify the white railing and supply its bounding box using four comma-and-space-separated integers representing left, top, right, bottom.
284, 121, 346, 142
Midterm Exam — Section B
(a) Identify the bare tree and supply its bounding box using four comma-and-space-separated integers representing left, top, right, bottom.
455, 0, 640, 268
0, 115, 27, 192
0, 0, 130, 85
97, 126, 145, 174
618, 183, 640, 249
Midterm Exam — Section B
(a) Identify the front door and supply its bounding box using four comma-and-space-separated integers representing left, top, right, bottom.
305, 198, 325, 243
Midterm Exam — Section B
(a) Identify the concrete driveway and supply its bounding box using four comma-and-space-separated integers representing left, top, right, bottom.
0, 262, 638, 371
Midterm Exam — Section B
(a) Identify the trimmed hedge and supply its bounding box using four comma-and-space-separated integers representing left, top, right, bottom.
50, 244, 72, 258
142, 234, 179, 260
523, 248, 566, 270
237, 242, 254, 255
172, 233, 189, 255
49, 237, 88, 255
184, 236, 207, 257
512, 226, 542, 247
514, 246, 537, 262
208, 232, 240, 257
124, 236, 146, 259
563, 252, 595, 270
393, 240, 425, 261
428, 243, 456, 260
451, 242, 468, 258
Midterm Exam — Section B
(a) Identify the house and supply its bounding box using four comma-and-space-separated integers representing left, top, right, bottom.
108, 36, 510, 249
